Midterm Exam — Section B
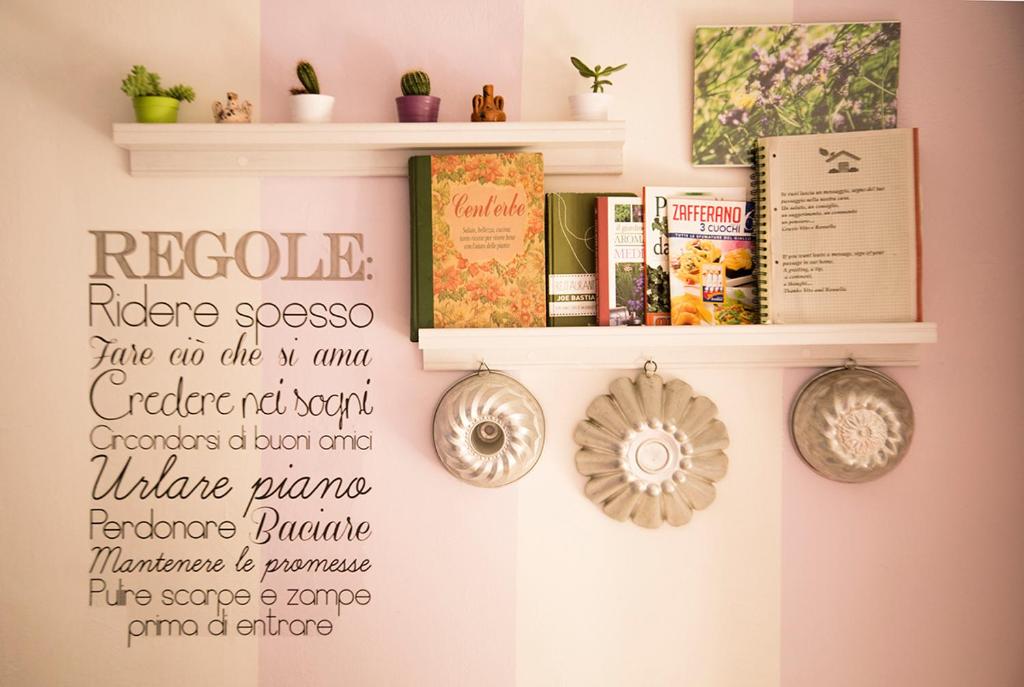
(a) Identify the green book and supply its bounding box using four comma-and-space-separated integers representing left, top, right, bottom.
545, 192, 635, 327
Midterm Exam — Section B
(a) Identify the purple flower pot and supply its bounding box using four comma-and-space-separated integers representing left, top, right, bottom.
396, 95, 440, 122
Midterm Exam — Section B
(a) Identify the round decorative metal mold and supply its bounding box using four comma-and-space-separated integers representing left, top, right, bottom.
790, 362, 914, 483
574, 369, 729, 528
433, 369, 545, 487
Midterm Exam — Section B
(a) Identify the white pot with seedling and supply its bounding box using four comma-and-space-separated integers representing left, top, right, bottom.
568, 57, 626, 121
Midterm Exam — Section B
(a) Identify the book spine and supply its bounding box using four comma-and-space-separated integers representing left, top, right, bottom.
642, 188, 671, 326
641, 195, 650, 325
544, 194, 554, 327
409, 156, 419, 341
596, 198, 610, 326
409, 156, 434, 341
751, 143, 769, 324
912, 128, 922, 322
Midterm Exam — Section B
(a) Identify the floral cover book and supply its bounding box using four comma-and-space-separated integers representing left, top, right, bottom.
409, 153, 546, 341
692, 22, 901, 166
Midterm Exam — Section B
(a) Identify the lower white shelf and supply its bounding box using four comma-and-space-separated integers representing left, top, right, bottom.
417, 322, 938, 371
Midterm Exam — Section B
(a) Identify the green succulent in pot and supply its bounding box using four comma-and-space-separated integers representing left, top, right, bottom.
396, 69, 440, 123
289, 61, 334, 123
567, 57, 626, 121
120, 65, 195, 123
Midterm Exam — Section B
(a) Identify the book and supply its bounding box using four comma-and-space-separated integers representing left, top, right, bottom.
545, 192, 634, 327
667, 198, 757, 325
692, 22, 901, 166
409, 152, 546, 341
752, 128, 921, 324
596, 197, 645, 326
642, 186, 747, 325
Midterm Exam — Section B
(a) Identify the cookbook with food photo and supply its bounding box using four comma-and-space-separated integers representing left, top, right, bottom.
667, 197, 757, 325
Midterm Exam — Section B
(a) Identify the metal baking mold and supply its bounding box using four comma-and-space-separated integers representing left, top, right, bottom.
791, 362, 914, 483
574, 366, 729, 528
433, 368, 545, 487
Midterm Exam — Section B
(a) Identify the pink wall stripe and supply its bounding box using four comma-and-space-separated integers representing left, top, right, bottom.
782, 2, 1024, 685
257, 1, 524, 684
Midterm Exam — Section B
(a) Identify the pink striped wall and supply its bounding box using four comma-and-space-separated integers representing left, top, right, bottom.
783, 2, 1024, 685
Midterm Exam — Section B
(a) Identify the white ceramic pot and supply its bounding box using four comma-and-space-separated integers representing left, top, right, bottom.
569, 92, 611, 121
290, 94, 335, 123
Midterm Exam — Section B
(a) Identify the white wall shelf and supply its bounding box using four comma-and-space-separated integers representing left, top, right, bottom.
417, 323, 938, 371
112, 121, 625, 177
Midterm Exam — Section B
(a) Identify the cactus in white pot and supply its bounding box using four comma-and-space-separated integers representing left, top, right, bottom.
289, 61, 334, 123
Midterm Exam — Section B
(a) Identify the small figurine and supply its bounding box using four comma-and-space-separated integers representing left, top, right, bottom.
213, 92, 253, 123
471, 84, 506, 122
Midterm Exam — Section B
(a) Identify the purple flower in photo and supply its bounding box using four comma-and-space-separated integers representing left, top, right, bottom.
718, 108, 750, 126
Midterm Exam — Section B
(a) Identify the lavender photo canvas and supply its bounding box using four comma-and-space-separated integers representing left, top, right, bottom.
692, 22, 901, 166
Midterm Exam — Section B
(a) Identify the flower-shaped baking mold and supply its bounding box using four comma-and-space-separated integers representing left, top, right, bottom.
574, 372, 729, 528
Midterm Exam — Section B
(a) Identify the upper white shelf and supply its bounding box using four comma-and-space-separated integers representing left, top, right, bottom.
418, 323, 938, 371
112, 121, 626, 177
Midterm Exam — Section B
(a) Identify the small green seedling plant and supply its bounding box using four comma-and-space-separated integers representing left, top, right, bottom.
570, 57, 627, 93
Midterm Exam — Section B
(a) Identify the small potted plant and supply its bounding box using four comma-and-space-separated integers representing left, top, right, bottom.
120, 65, 195, 123
396, 70, 440, 123
568, 57, 626, 121
290, 61, 334, 123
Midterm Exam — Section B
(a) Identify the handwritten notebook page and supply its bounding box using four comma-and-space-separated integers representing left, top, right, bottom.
762, 128, 919, 324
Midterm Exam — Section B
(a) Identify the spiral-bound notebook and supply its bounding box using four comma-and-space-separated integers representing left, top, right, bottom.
752, 128, 921, 324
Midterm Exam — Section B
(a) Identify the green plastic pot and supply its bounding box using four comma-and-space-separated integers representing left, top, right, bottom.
133, 96, 181, 123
